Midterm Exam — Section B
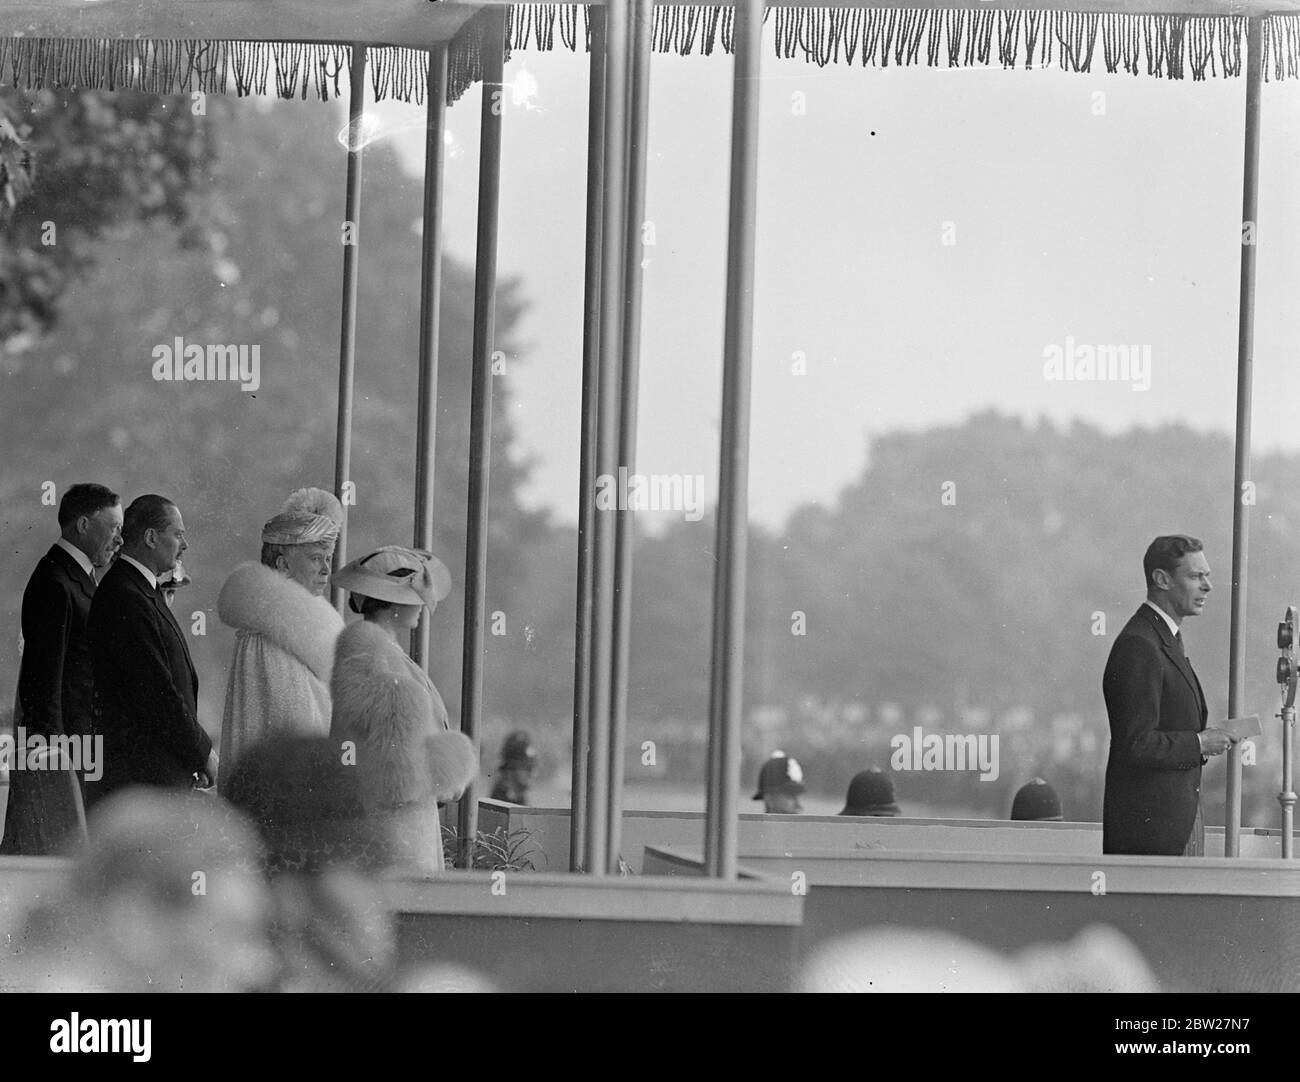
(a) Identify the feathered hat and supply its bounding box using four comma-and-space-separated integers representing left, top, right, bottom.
261, 487, 345, 547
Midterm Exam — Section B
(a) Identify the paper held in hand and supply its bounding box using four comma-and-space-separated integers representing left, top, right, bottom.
1217, 714, 1263, 740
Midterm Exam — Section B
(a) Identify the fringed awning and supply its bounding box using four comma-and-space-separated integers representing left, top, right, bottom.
0, 11, 501, 105
2, 7, 1300, 104
510, 6, 1300, 82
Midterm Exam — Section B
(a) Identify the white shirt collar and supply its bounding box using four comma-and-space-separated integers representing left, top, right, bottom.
1143, 599, 1181, 639
119, 554, 158, 591
54, 537, 96, 582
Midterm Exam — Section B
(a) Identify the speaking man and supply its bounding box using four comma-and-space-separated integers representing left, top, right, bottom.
1102, 534, 1234, 856
87, 495, 216, 807
1, 484, 122, 854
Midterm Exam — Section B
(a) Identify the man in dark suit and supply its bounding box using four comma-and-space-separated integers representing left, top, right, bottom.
86, 495, 217, 808
1102, 534, 1234, 856
1, 484, 122, 854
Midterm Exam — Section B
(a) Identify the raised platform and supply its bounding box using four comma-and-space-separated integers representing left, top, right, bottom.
0, 857, 802, 992
477, 799, 1293, 870
643, 843, 1300, 992
388, 871, 801, 991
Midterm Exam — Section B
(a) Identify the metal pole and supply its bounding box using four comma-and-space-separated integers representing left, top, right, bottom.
606, 0, 654, 876
1225, 14, 1263, 858
1282, 698, 1295, 858
585, 0, 630, 877
456, 9, 506, 869
704, 0, 763, 880
412, 44, 449, 670
331, 43, 367, 613
570, 7, 608, 873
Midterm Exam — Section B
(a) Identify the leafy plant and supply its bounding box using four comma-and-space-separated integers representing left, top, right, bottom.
440, 825, 540, 872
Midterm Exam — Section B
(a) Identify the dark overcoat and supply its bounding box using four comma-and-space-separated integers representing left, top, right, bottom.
1102, 604, 1207, 855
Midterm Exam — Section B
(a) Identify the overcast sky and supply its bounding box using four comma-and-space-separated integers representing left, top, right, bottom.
366, 32, 1300, 530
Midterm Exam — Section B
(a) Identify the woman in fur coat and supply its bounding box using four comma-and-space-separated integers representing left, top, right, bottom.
217, 488, 345, 793
330, 546, 477, 874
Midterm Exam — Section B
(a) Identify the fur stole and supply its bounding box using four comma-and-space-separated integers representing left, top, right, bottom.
218, 562, 343, 682
329, 621, 477, 811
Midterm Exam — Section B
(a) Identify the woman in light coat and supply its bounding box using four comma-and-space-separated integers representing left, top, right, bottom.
217, 488, 345, 793
329, 546, 476, 874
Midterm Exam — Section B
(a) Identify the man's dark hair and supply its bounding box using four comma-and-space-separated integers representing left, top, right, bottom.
122, 495, 177, 546
1144, 534, 1203, 588
57, 483, 119, 528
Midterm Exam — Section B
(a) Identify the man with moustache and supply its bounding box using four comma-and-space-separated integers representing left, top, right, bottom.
86, 495, 216, 808
1, 484, 122, 854
216, 487, 344, 793
1102, 535, 1235, 856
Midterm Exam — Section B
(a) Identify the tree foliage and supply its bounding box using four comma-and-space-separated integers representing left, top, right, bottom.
0, 89, 216, 345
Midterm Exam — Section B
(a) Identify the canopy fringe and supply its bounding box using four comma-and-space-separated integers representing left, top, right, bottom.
505, 6, 1294, 82
0, 33, 486, 104
1, 10, 1298, 100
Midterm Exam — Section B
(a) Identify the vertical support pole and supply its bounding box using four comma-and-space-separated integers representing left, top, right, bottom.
704, 0, 763, 880
412, 44, 450, 669
456, 9, 507, 869
606, 0, 654, 875
1282, 699, 1295, 858
585, 0, 630, 877
331, 43, 367, 612
1225, 15, 1263, 858
570, 7, 608, 873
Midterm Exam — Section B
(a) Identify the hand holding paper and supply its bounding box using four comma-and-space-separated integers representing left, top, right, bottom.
1217, 714, 1262, 741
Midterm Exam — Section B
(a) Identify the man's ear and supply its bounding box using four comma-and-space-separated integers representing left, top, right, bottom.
1151, 569, 1170, 591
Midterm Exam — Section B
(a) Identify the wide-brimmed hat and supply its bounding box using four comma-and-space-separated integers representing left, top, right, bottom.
331, 546, 451, 608
840, 767, 900, 816
752, 750, 805, 800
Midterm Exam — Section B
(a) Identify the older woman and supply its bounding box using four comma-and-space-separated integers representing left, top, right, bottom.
329, 546, 476, 873
217, 488, 345, 794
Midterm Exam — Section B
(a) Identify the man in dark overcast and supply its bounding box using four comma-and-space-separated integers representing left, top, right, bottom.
87, 495, 216, 807
1102, 534, 1234, 856
2, 483, 121, 854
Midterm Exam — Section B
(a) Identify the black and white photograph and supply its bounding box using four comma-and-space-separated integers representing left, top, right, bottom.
0, 0, 1298, 1033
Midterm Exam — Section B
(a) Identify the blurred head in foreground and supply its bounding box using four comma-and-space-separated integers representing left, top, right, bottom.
22, 789, 275, 992
800, 925, 1158, 992
269, 867, 396, 992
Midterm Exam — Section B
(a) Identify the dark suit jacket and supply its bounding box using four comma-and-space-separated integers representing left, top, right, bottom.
1, 544, 96, 854
15, 544, 96, 738
86, 558, 211, 805
1102, 604, 1207, 855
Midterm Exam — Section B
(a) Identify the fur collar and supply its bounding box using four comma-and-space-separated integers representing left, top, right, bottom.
330, 621, 477, 809
218, 561, 344, 681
